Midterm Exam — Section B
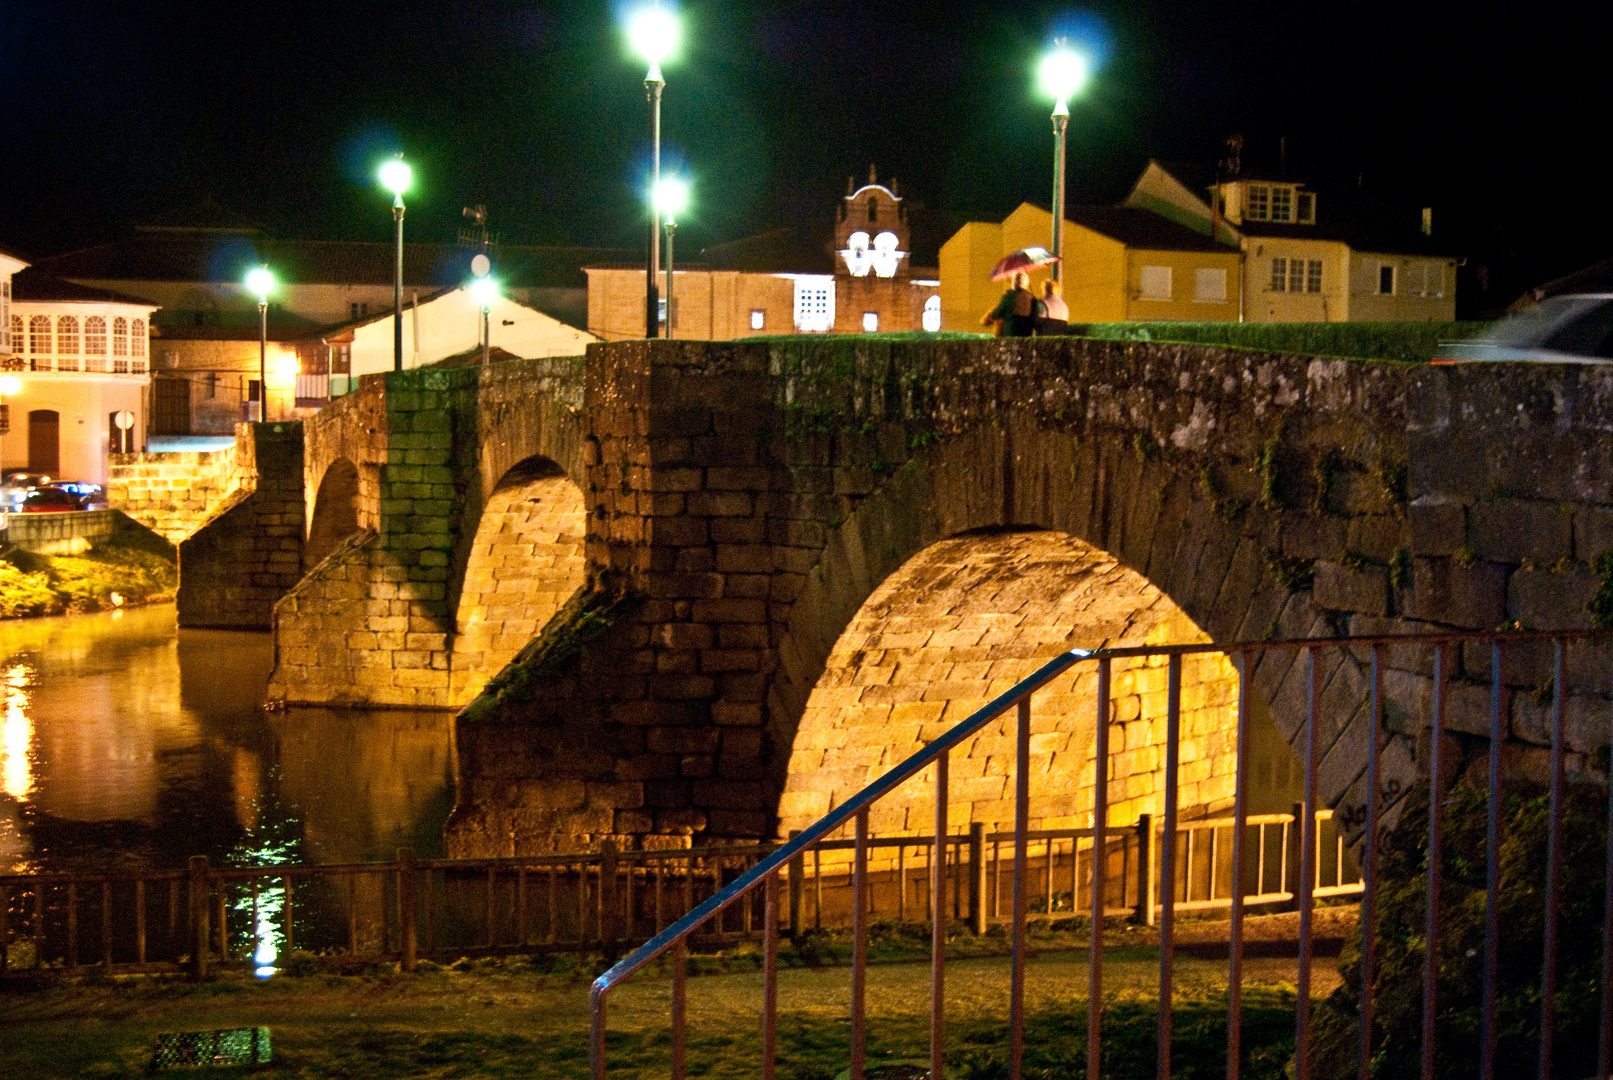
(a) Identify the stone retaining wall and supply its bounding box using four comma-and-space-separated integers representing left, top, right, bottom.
3, 509, 117, 555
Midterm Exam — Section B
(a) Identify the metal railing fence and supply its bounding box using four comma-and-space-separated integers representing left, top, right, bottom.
0, 807, 1353, 979
588, 631, 1613, 1080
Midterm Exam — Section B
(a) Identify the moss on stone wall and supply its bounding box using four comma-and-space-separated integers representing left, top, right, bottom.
1066, 321, 1491, 364
1, 515, 177, 618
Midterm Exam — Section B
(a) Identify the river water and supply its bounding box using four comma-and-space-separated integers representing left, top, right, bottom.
0, 604, 455, 878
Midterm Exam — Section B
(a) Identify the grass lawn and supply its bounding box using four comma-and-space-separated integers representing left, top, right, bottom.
1, 514, 176, 618
0, 923, 1333, 1079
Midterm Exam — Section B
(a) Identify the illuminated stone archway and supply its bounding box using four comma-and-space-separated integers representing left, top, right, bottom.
449, 456, 587, 703
304, 457, 361, 570
779, 528, 1243, 840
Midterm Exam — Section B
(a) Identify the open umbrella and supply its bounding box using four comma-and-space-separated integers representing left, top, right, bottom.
988, 247, 1061, 281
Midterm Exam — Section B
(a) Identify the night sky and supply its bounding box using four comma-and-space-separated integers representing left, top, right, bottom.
1, 1, 1603, 309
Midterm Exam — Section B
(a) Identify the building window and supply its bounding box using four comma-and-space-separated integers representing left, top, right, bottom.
9, 315, 20, 353
862, 312, 879, 333
1288, 258, 1305, 293
56, 316, 79, 355
792, 275, 834, 332
131, 319, 147, 357
750, 310, 765, 330
1271, 186, 1293, 223
1306, 260, 1323, 293
1378, 265, 1395, 295
1270, 258, 1287, 292
867, 197, 878, 223
350, 302, 360, 320
1246, 184, 1269, 221
1138, 266, 1172, 300
1297, 192, 1315, 223
29, 315, 51, 355
85, 316, 106, 357
331, 343, 351, 374
206, 372, 217, 399
113, 317, 129, 356
1193, 268, 1228, 302
922, 295, 941, 332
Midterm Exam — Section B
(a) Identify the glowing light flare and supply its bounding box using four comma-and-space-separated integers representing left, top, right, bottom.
468, 275, 500, 309
378, 157, 412, 197
627, 4, 680, 70
265, 350, 300, 390
652, 176, 690, 222
0, 375, 20, 396
244, 266, 275, 303
1039, 45, 1089, 105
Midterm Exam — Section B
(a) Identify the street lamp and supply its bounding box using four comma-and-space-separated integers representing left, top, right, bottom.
627, 2, 680, 338
244, 266, 275, 421
653, 177, 689, 339
468, 272, 499, 367
1038, 41, 1088, 284
379, 155, 413, 370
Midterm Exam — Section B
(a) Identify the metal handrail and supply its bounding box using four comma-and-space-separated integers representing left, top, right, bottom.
588, 646, 1092, 1075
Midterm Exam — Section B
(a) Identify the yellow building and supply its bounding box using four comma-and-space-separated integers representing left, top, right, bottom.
1124, 161, 1458, 323
939, 203, 1242, 330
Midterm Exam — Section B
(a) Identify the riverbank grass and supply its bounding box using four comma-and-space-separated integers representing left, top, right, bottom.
0, 514, 176, 617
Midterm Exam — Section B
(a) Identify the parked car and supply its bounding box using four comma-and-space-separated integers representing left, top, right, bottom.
1436, 294, 1613, 364
44, 481, 108, 510
1, 470, 53, 511
17, 487, 84, 512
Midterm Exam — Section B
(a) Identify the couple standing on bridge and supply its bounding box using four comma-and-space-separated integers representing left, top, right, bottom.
981, 270, 1070, 337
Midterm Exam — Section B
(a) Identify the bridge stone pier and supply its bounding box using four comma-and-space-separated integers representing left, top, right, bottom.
165, 339, 1613, 858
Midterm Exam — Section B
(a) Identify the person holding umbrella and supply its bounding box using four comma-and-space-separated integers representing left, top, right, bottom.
981, 248, 1061, 337
981, 271, 1042, 337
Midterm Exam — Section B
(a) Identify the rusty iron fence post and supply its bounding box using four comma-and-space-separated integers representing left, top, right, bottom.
398, 848, 417, 972
968, 822, 986, 935
1134, 813, 1153, 926
188, 856, 209, 981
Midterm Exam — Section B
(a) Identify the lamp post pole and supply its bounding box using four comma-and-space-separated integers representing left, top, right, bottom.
392, 196, 405, 370
646, 71, 664, 338
1050, 102, 1069, 284
258, 299, 268, 421
664, 217, 677, 339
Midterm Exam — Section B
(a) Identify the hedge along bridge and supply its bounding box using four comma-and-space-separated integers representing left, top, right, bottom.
164, 338, 1613, 862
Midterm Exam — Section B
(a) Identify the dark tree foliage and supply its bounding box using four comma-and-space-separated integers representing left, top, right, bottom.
1313, 784, 1609, 1079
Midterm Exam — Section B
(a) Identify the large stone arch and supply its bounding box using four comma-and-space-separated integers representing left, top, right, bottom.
448, 455, 588, 702
766, 419, 1396, 845
305, 457, 361, 570
779, 527, 1259, 842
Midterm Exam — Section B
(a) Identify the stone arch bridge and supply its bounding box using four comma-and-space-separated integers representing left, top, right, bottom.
162, 339, 1613, 856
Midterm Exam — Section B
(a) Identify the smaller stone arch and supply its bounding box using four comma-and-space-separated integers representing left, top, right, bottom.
306, 457, 361, 570
449, 456, 587, 703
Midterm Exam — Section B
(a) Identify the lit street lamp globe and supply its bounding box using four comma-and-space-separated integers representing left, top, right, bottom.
0, 375, 21, 396
1039, 45, 1088, 107
379, 157, 412, 197
628, 4, 679, 70
469, 275, 499, 309
244, 266, 275, 302
653, 176, 690, 224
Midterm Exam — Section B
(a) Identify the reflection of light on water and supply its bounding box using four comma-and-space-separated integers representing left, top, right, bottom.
2, 663, 35, 800
234, 836, 296, 978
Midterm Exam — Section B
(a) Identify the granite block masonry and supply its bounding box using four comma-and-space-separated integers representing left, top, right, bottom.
167, 341, 1613, 856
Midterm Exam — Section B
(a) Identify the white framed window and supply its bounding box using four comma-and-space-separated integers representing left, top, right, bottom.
1193, 268, 1227, 302
922, 295, 941, 332
861, 312, 879, 332
1, 281, 9, 340
1270, 257, 1288, 292
1246, 184, 1269, 221
132, 318, 147, 357
750, 309, 765, 330
1288, 258, 1305, 293
1378, 265, 1395, 295
1138, 265, 1172, 300
29, 315, 51, 355
9, 315, 20, 353
113, 316, 129, 371
57, 316, 79, 355
1271, 186, 1293, 223
1306, 260, 1323, 293
791, 275, 835, 332
1297, 192, 1315, 223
